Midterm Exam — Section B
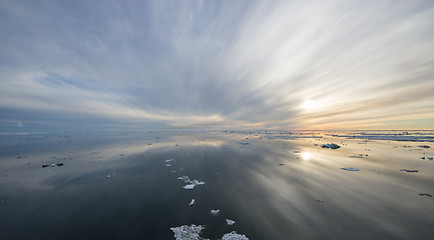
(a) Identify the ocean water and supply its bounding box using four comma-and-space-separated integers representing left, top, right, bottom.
0, 130, 433, 240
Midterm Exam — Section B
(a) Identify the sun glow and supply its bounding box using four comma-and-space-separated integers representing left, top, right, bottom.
302, 152, 311, 161
302, 100, 315, 110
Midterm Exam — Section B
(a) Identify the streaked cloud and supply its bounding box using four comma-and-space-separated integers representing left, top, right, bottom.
1, 0, 433, 130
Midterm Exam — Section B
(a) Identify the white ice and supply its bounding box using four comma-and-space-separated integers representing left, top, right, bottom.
170, 224, 208, 240
221, 231, 249, 240
210, 209, 220, 215
189, 199, 195, 206
225, 219, 235, 225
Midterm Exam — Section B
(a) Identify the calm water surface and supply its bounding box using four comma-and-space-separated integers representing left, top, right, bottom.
0, 131, 433, 239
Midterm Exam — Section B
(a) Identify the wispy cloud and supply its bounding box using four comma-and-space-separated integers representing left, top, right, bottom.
1, 0, 433, 130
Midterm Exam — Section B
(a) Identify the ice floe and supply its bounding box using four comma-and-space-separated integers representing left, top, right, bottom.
419, 193, 433, 197
178, 176, 205, 190
189, 199, 195, 206
170, 224, 207, 240
221, 231, 249, 240
400, 169, 419, 173
341, 167, 359, 171
225, 219, 235, 225
210, 209, 220, 215
321, 143, 340, 149
42, 163, 64, 168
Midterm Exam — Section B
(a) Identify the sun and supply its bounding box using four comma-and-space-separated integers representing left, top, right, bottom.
302, 100, 315, 109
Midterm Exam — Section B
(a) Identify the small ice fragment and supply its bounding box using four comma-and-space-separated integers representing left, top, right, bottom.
221, 231, 249, 240
107, 175, 111, 178
341, 167, 359, 171
183, 184, 195, 189
165, 158, 173, 162
189, 199, 195, 206
210, 209, 220, 215
165, 164, 172, 167
179, 176, 205, 189
400, 169, 419, 173
178, 176, 190, 183
419, 193, 433, 197
225, 219, 235, 225
50, 164, 56, 167
321, 143, 340, 149
191, 180, 205, 185
170, 224, 207, 240
171, 170, 176, 173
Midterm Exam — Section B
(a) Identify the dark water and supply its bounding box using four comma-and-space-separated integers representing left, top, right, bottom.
0, 131, 433, 239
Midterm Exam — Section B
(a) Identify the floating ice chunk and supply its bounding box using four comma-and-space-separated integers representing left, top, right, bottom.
400, 169, 419, 173
189, 199, 195, 206
341, 167, 359, 171
210, 209, 220, 215
165, 158, 174, 162
191, 180, 205, 185
225, 219, 235, 225
170, 224, 208, 240
171, 170, 177, 173
419, 193, 433, 197
42, 163, 64, 168
165, 164, 172, 167
321, 143, 340, 149
178, 176, 206, 189
107, 175, 111, 178
183, 184, 195, 190
221, 231, 248, 240
178, 176, 190, 183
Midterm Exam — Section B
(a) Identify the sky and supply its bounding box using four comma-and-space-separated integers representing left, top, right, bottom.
1, 0, 434, 131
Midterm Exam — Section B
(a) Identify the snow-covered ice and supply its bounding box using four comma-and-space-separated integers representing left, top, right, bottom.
221, 231, 248, 240
170, 224, 208, 240
225, 219, 235, 225
178, 176, 206, 190
189, 199, 195, 206
210, 209, 220, 215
